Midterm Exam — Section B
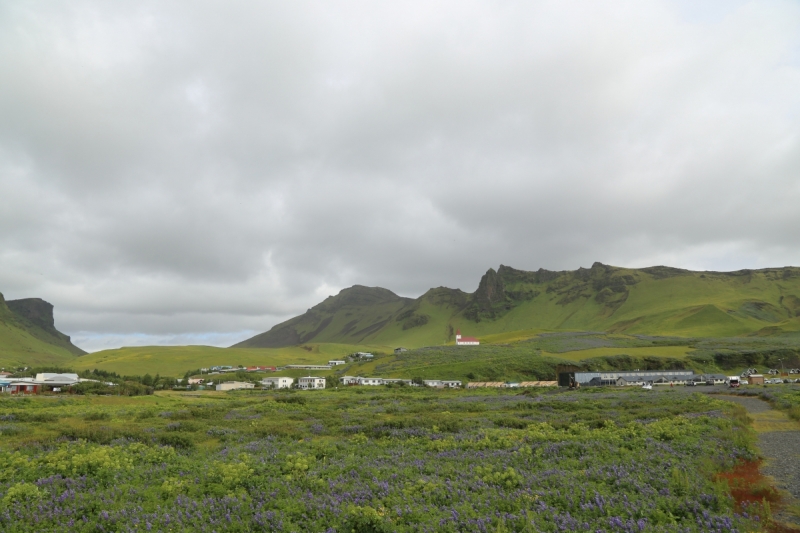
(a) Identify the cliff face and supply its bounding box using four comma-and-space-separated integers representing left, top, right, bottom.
0, 294, 86, 356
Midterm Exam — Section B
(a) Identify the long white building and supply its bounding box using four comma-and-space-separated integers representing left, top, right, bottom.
261, 377, 294, 389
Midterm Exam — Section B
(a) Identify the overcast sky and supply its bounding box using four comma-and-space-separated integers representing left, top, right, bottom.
1, 1, 799, 352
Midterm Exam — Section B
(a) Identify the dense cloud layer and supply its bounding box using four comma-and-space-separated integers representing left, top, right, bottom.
1, 1, 799, 351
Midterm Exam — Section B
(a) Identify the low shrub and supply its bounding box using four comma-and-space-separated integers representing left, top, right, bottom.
157, 433, 194, 449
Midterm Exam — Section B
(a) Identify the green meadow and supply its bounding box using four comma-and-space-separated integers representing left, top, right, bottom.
71, 343, 392, 377
0, 386, 772, 532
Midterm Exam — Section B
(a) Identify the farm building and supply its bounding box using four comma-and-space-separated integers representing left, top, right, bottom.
340, 376, 384, 386
519, 381, 558, 387
246, 366, 276, 372
261, 377, 293, 389
422, 379, 462, 388
558, 370, 696, 387
216, 381, 255, 391
328, 360, 346, 366
285, 365, 331, 370
466, 381, 557, 388
383, 378, 414, 386
0, 381, 41, 394
455, 330, 479, 346
298, 376, 326, 389
466, 382, 505, 388
689, 374, 728, 385
35, 373, 80, 391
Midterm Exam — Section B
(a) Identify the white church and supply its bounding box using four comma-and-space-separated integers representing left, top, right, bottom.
455, 329, 480, 346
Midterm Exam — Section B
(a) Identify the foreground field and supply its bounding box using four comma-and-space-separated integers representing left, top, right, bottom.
0, 387, 768, 532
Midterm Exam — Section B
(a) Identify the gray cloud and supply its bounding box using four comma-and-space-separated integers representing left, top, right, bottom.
1, 1, 799, 351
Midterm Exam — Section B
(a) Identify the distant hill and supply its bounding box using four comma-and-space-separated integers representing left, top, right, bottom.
0, 292, 85, 367
235, 263, 800, 348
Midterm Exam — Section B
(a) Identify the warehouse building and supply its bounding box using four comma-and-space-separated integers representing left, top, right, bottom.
558, 370, 695, 387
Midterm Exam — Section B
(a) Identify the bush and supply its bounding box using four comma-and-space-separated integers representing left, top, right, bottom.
83, 411, 111, 421
157, 433, 195, 449
275, 395, 306, 405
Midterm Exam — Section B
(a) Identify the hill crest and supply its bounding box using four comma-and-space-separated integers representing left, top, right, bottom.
235, 263, 800, 348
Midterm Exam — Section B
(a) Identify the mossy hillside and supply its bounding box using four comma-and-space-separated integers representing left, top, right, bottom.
0, 293, 82, 368
237, 264, 800, 349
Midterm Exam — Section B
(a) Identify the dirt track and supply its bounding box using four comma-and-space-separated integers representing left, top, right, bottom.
721, 394, 800, 527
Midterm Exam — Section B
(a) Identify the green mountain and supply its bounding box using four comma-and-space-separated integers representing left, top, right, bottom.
0, 292, 85, 367
235, 263, 800, 348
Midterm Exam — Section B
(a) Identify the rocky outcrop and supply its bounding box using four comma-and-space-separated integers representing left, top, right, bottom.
1, 295, 86, 355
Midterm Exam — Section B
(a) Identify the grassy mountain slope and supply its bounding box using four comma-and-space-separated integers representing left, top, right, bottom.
0, 292, 85, 368
236, 263, 800, 348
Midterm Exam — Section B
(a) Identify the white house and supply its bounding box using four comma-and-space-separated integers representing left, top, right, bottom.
188, 378, 205, 385
298, 376, 326, 389
455, 329, 479, 346
423, 379, 443, 388
261, 377, 294, 389
340, 376, 384, 386
216, 381, 255, 391
353, 352, 374, 359
328, 360, 347, 366
441, 380, 462, 388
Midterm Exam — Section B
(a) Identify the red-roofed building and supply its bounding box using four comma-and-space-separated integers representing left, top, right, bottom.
455, 329, 479, 346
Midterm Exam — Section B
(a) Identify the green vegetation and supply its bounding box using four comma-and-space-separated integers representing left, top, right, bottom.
0, 292, 84, 368
0, 387, 766, 531
346, 332, 800, 383
71, 343, 389, 376
237, 263, 800, 348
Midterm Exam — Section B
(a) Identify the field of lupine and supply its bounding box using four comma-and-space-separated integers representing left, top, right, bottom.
0, 387, 766, 532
